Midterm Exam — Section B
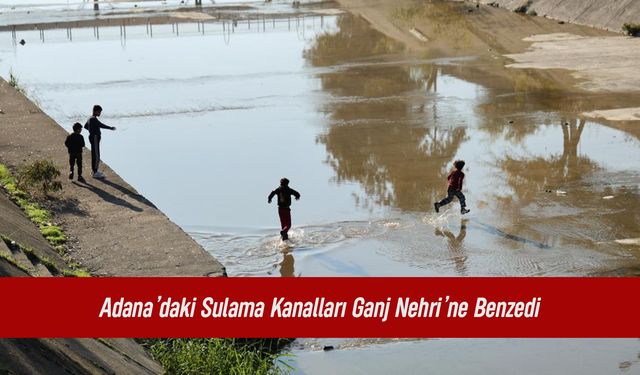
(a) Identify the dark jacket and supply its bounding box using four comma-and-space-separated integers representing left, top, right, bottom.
65, 133, 85, 154
447, 170, 465, 191
84, 116, 112, 136
268, 186, 301, 208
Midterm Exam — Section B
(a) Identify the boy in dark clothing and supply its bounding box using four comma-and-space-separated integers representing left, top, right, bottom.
268, 178, 301, 241
65, 122, 86, 183
435, 160, 470, 215
84, 105, 116, 179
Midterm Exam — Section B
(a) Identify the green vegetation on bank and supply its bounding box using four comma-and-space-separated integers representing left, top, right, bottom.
623, 23, 640, 37
62, 268, 91, 277
0, 163, 89, 276
0, 163, 66, 245
8, 70, 23, 93
17, 159, 63, 196
145, 339, 292, 375
1, 235, 58, 275
0, 250, 31, 274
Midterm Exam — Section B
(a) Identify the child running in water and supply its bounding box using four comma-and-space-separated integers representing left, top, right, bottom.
434, 160, 470, 215
268, 178, 301, 241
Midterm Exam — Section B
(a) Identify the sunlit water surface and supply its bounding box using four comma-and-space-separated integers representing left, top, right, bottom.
1, 11, 639, 374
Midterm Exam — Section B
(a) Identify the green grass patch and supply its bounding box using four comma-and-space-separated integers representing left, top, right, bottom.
1, 234, 90, 277
25, 205, 50, 225
0, 164, 15, 187
39, 225, 66, 245
2, 235, 58, 275
1, 165, 89, 276
0, 164, 64, 244
145, 339, 291, 375
623, 23, 640, 37
62, 269, 91, 277
8, 70, 24, 93
17, 159, 62, 196
0, 252, 30, 274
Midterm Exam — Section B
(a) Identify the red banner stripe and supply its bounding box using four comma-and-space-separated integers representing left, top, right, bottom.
0, 277, 637, 338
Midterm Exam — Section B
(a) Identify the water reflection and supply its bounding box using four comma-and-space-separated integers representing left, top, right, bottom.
307, 15, 469, 211
435, 219, 467, 275
499, 118, 594, 202
4, 5, 640, 373
1, 6, 639, 278
304, 12, 640, 273
280, 249, 296, 277
1, 13, 330, 48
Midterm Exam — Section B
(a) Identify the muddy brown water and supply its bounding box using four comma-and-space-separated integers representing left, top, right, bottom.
1, 6, 639, 374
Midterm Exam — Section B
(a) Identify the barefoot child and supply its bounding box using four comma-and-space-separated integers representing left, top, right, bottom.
434, 160, 470, 215
64, 122, 86, 183
268, 178, 301, 241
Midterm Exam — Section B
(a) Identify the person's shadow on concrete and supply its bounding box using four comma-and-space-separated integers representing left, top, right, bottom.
95, 178, 156, 209
73, 181, 143, 212
49, 196, 89, 217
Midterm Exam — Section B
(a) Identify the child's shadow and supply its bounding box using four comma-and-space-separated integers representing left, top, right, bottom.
48, 196, 89, 217
73, 181, 143, 213
96, 178, 156, 209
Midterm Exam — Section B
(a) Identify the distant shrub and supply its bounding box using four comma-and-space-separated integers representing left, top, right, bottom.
8, 69, 22, 92
17, 159, 62, 196
623, 23, 640, 37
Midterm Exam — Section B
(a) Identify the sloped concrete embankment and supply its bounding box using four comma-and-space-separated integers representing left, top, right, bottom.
0, 201, 164, 374
475, 0, 640, 32
0, 75, 229, 372
0, 78, 225, 277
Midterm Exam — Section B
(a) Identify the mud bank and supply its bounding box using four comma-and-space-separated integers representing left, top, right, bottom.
0, 78, 225, 276
473, 0, 640, 33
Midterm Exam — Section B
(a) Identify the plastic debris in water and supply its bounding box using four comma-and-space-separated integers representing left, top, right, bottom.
602, 196, 614, 200
383, 222, 400, 229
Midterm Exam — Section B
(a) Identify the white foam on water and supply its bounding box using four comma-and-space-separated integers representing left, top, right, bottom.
422, 209, 458, 227
383, 222, 400, 229
190, 220, 398, 276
